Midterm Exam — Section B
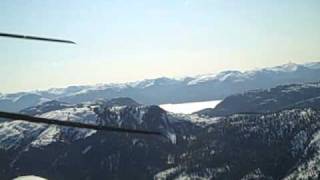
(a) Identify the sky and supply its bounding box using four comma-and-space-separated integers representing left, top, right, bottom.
0, 0, 320, 93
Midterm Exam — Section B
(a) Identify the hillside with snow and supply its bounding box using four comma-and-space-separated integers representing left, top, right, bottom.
196, 81, 320, 117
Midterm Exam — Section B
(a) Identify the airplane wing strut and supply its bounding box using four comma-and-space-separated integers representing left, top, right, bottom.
0, 32, 76, 44
0, 111, 162, 136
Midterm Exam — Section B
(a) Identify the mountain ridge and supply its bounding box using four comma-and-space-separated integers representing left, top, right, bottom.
1, 100, 320, 179
1, 61, 320, 112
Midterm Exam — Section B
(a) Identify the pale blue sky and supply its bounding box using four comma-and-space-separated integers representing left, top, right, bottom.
1, 0, 320, 93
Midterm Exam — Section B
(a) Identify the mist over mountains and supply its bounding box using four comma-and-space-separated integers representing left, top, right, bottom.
1, 61, 320, 112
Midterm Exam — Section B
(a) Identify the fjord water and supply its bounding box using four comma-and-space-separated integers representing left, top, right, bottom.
160, 100, 221, 114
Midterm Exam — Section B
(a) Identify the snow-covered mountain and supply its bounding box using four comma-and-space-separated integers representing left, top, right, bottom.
0, 97, 188, 179
1, 61, 320, 112
0, 98, 176, 150
1, 96, 320, 179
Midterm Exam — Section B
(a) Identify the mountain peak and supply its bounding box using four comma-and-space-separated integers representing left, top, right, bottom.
104, 97, 140, 107
283, 61, 299, 69
267, 62, 300, 72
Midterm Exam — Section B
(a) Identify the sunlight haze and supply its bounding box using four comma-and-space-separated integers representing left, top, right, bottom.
1, 0, 319, 93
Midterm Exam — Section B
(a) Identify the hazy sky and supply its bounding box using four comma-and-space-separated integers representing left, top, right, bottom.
1, 0, 320, 93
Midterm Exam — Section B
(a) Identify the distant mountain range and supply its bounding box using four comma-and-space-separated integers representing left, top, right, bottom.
1, 61, 320, 112
1, 83, 320, 179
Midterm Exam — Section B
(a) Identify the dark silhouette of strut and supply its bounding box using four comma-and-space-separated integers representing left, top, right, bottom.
0, 32, 76, 44
0, 111, 162, 136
